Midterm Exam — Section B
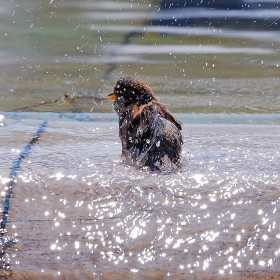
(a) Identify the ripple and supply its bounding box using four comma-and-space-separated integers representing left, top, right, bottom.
1, 118, 280, 278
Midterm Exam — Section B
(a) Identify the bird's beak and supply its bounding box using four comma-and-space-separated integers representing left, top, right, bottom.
107, 93, 117, 101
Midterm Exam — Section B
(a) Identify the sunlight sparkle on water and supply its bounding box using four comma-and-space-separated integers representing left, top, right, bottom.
0, 176, 10, 185
49, 172, 65, 180
75, 241, 80, 249
4, 122, 279, 278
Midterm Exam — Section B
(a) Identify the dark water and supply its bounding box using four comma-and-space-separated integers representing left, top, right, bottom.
0, 0, 280, 116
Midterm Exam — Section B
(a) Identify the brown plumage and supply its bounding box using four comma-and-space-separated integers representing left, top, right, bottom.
108, 77, 183, 171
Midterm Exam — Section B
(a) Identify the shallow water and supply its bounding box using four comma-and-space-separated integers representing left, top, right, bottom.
1, 0, 280, 114
0, 115, 280, 279
1, 0, 280, 278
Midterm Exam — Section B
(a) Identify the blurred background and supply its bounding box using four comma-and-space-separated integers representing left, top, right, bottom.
0, 0, 280, 115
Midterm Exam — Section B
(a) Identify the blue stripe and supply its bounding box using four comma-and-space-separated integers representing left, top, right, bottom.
0, 121, 47, 233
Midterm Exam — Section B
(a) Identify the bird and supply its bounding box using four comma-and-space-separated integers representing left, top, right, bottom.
108, 77, 183, 171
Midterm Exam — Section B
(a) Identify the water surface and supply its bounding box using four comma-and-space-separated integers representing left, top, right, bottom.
0, 0, 280, 115
1, 1, 280, 278
1, 116, 280, 279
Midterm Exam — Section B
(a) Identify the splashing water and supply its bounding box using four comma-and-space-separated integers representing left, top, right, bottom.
1, 116, 279, 278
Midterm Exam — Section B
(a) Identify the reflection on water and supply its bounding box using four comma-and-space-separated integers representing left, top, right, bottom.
0, 0, 280, 114
1, 118, 280, 278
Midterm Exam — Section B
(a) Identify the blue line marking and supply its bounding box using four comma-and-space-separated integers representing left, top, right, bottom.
0, 121, 47, 234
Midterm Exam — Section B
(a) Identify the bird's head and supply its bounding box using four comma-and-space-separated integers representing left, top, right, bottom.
108, 77, 155, 113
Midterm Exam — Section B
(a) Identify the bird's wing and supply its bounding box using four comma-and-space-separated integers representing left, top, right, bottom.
132, 101, 181, 131
156, 102, 182, 130
130, 102, 182, 167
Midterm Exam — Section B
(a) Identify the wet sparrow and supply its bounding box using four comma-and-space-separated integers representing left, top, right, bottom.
108, 77, 183, 170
